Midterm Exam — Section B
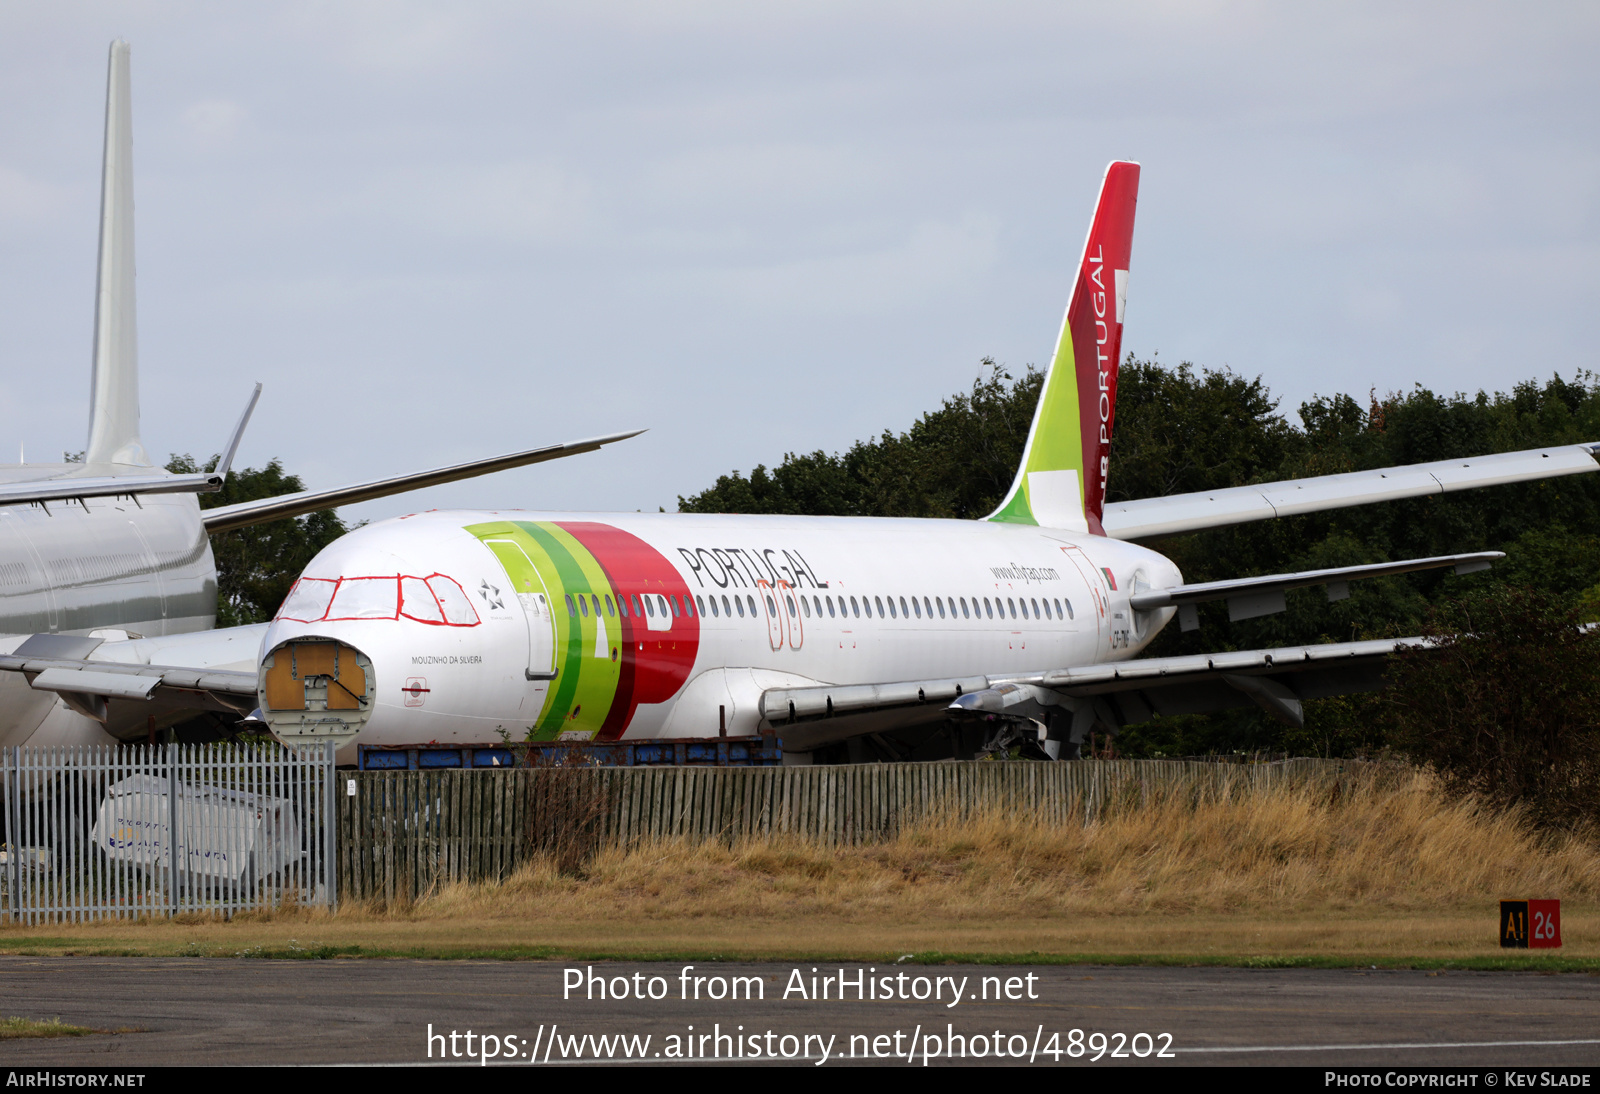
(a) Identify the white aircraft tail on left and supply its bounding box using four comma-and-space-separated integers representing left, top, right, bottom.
0, 42, 641, 746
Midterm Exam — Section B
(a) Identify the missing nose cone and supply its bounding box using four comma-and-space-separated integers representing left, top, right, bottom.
258, 636, 374, 748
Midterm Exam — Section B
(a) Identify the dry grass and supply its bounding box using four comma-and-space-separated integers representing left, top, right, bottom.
404, 770, 1600, 923
4, 770, 1597, 961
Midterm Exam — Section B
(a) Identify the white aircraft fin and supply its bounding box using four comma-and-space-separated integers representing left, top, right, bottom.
85, 40, 150, 468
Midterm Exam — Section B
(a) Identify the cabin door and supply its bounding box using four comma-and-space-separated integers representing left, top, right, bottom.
483, 538, 559, 680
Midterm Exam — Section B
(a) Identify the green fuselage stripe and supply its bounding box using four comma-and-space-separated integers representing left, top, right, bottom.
517, 522, 592, 736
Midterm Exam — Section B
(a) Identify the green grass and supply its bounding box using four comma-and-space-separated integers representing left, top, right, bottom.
5, 939, 1597, 972
0, 1017, 98, 1039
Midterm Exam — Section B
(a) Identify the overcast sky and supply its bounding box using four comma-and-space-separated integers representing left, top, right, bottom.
1, 3, 1596, 524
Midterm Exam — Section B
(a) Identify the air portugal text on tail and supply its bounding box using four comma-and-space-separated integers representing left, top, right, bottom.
989, 161, 1139, 536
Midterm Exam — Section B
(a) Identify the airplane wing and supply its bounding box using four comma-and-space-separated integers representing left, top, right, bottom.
1102, 443, 1600, 541
0, 630, 262, 736
1130, 550, 1501, 629
0, 469, 225, 508
0, 384, 262, 509
760, 635, 1420, 752
759, 547, 1502, 750
201, 429, 645, 534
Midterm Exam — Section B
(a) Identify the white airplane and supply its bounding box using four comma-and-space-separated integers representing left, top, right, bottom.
4, 50, 1598, 762
0, 42, 639, 747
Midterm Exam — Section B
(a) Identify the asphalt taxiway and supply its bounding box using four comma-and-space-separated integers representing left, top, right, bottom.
0, 957, 1596, 1066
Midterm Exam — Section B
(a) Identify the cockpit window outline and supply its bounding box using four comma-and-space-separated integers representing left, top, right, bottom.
279, 573, 481, 627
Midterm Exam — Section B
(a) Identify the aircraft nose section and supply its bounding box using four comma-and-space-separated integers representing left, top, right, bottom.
258, 635, 375, 749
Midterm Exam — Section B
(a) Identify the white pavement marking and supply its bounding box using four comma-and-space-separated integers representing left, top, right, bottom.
1184, 1038, 1600, 1055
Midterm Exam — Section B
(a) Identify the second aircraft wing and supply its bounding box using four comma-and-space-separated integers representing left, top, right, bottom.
1101, 443, 1600, 541
201, 429, 645, 533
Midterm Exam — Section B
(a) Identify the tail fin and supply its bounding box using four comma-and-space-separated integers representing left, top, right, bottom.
84, 40, 150, 468
988, 160, 1138, 533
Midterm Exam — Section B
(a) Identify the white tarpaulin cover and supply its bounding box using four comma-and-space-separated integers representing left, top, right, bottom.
90, 774, 303, 883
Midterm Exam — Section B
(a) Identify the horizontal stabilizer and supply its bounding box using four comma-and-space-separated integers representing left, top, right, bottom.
202, 429, 645, 534
1128, 551, 1504, 629
1102, 445, 1600, 541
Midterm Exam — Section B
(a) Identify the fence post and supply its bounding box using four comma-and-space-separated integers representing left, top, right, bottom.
166, 741, 179, 916
4, 747, 16, 923
324, 742, 338, 912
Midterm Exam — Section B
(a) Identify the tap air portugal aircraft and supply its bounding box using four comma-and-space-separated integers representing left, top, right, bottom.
4, 47, 1599, 761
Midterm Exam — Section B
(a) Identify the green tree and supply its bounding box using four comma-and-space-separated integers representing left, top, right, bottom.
679, 360, 1042, 519
1378, 587, 1600, 829
166, 455, 347, 626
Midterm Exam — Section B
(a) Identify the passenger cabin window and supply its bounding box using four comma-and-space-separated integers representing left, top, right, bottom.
696, 595, 706, 616
887, 597, 897, 619
936, 597, 945, 619
566, 595, 577, 617
827, 596, 836, 618
746, 595, 757, 618
874, 596, 884, 617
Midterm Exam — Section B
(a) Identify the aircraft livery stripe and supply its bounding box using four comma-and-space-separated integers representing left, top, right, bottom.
517, 522, 617, 739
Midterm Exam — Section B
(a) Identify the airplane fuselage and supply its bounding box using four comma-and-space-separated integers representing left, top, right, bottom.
0, 480, 215, 639
0, 481, 216, 748
258, 510, 1181, 749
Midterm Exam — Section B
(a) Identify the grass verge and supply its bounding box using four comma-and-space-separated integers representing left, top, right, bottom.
0, 1017, 138, 1039
2, 770, 1595, 968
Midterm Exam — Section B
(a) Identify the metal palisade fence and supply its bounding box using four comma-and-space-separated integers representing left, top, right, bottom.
2, 743, 337, 924
339, 758, 1387, 904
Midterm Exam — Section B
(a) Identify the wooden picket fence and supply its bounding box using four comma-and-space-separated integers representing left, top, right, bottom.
336, 757, 1387, 904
